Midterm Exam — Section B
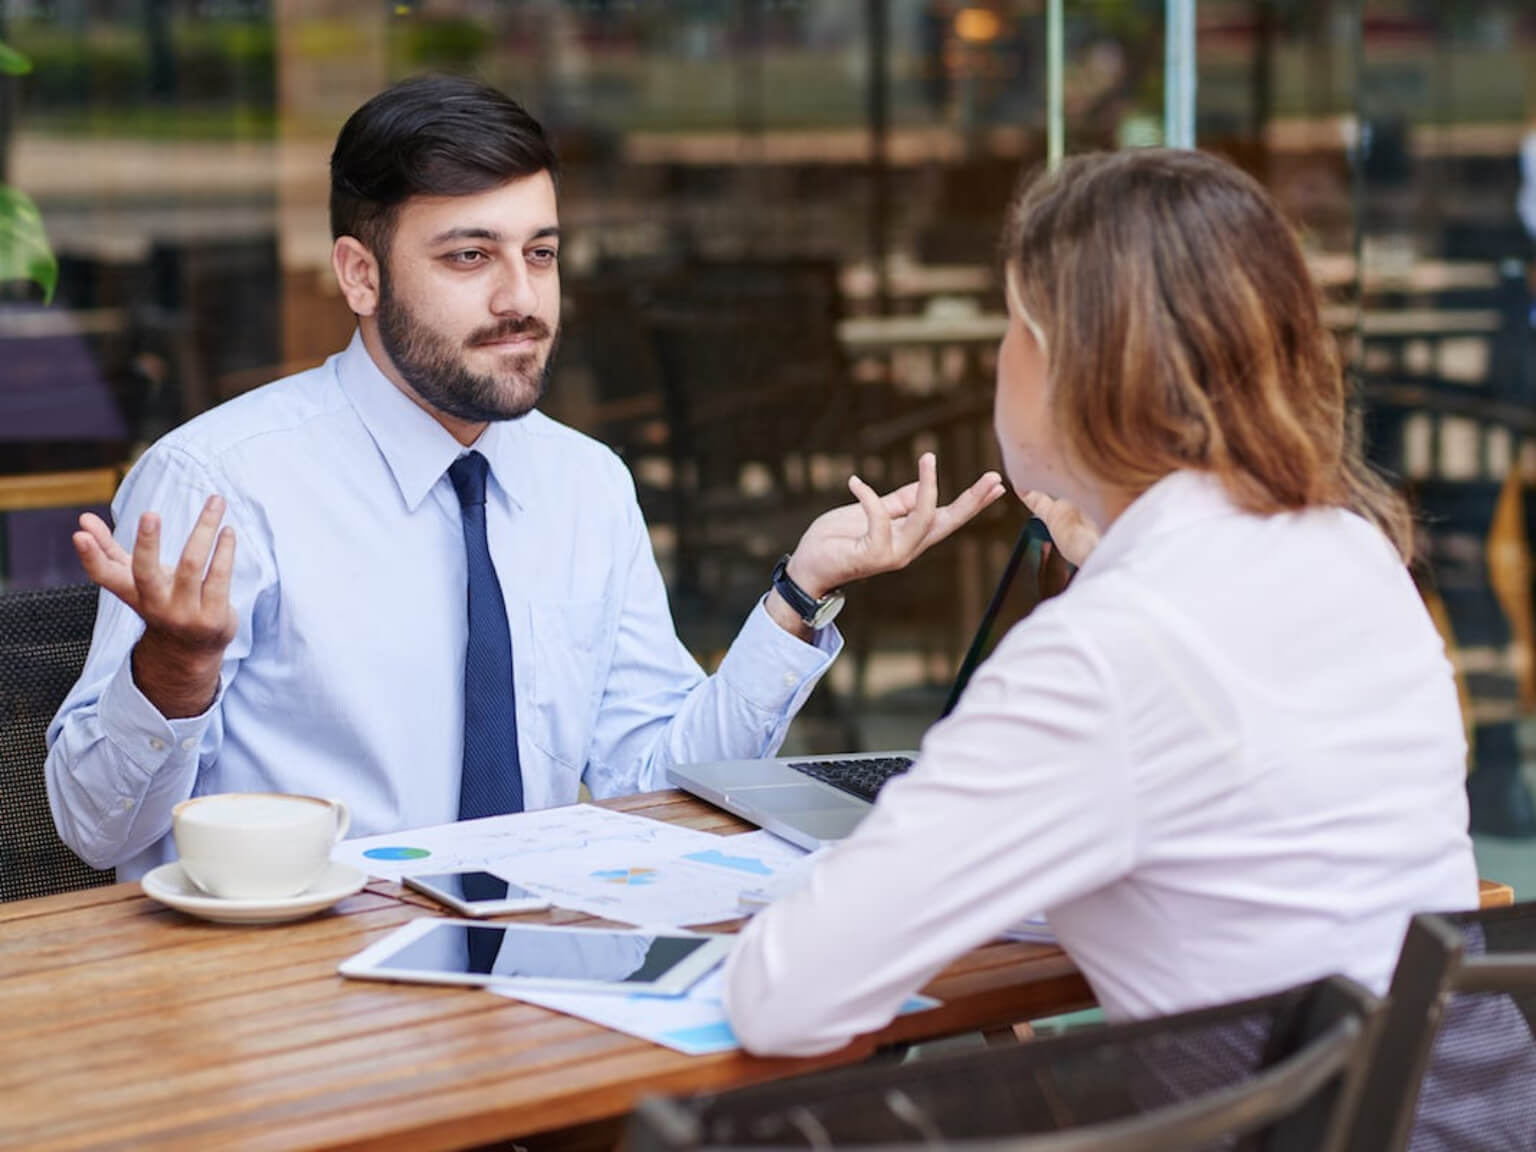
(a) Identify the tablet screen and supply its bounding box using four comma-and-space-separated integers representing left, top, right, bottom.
379, 921, 712, 982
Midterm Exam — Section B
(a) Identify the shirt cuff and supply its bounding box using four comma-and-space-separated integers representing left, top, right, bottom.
99, 653, 221, 775
716, 596, 843, 714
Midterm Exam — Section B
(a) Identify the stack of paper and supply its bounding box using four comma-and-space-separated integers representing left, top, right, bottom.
1001, 915, 1055, 943
492, 968, 940, 1056
739, 849, 1055, 945
332, 804, 725, 882
502, 829, 810, 927
334, 808, 815, 929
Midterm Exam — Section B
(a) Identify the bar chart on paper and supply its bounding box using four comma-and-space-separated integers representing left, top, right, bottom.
504, 831, 810, 928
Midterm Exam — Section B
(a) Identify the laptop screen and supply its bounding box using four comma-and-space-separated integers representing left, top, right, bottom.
938, 518, 1052, 720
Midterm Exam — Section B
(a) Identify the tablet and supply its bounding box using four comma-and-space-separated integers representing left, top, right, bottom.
338, 918, 731, 996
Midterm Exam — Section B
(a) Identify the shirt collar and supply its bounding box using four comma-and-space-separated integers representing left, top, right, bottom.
1077, 470, 1242, 577
335, 330, 532, 513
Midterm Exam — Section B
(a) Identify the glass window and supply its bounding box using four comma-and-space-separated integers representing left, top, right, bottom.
7, 1, 1536, 850
1192, 0, 1536, 850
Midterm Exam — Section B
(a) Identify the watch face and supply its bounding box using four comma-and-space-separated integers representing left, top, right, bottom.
808, 591, 846, 630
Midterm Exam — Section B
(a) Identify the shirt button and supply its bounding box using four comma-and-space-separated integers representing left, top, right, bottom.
148, 737, 165, 752
180, 738, 197, 751
119, 798, 134, 811
783, 673, 798, 688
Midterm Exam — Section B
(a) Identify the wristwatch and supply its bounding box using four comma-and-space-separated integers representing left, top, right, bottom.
770, 554, 846, 630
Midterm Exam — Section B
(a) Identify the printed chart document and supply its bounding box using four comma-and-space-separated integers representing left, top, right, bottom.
737, 844, 1054, 944
333, 807, 815, 929
503, 829, 810, 928
492, 968, 941, 1056
1000, 915, 1055, 943
332, 804, 722, 882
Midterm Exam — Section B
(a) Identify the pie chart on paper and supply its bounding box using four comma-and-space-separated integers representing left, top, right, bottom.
362, 846, 432, 862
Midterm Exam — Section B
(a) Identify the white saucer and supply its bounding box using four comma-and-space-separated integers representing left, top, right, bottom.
141, 860, 368, 925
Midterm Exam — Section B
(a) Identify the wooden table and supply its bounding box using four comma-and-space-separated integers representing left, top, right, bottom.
0, 792, 1092, 1152
837, 312, 1008, 353
1320, 306, 1503, 337
0, 468, 121, 514
1480, 878, 1515, 908
838, 308, 1508, 355
1307, 255, 1503, 295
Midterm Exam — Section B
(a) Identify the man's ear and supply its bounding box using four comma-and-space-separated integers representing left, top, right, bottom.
332, 236, 381, 317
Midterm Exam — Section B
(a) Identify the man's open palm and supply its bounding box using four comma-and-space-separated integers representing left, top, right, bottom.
74, 494, 238, 656
788, 453, 1006, 596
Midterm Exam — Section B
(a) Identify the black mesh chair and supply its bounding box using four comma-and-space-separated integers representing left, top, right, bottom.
642, 258, 862, 653
1347, 902, 1536, 1152
0, 583, 115, 901
628, 976, 1381, 1152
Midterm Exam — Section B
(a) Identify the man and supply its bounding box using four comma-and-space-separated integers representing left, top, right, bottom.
46, 75, 1002, 881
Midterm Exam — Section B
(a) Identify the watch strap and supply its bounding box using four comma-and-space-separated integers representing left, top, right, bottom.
771, 554, 839, 626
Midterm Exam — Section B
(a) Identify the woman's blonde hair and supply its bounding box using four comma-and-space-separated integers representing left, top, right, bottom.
1004, 149, 1412, 560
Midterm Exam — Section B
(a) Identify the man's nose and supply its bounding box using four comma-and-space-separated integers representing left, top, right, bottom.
489, 260, 540, 317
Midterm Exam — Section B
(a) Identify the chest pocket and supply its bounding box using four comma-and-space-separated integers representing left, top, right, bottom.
527, 599, 608, 770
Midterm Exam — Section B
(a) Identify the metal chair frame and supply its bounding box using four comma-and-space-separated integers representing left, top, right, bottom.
629, 976, 1383, 1152
1347, 902, 1536, 1152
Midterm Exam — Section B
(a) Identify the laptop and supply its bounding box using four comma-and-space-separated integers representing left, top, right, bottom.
669, 522, 1040, 850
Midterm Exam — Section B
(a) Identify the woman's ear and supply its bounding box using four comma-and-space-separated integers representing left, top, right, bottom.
332, 236, 381, 317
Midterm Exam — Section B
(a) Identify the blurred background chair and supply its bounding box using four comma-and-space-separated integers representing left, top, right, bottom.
0, 583, 115, 901
556, 275, 674, 529
1410, 478, 1536, 837
628, 975, 1380, 1152
643, 257, 861, 655
1347, 902, 1536, 1152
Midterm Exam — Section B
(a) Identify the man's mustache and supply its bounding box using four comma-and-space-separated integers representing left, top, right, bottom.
467, 318, 552, 346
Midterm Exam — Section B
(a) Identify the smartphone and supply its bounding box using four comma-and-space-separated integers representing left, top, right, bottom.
402, 870, 550, 917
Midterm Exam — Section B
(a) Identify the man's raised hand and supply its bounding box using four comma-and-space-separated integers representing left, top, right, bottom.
74, 495, 237, 718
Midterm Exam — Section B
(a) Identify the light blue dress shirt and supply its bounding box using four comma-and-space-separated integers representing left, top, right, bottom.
46, 332, 839, 880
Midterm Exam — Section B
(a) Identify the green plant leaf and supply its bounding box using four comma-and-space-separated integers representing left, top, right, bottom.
0, 186, 58, 302
0, 41, 32, 75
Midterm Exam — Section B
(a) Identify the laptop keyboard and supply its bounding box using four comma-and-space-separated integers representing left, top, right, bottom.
788, 756, 914, 804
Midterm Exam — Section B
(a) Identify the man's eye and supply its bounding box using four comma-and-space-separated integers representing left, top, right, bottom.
528, 247, 559, 266
447, 250, 487, 266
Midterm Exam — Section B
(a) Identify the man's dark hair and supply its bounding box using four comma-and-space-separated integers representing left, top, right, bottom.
330, 74, 558, 258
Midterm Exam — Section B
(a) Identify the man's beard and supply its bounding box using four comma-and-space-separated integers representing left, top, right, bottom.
376, 275, 559, 424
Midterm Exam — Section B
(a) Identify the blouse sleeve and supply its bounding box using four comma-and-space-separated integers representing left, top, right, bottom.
722, 603, 1137, 1056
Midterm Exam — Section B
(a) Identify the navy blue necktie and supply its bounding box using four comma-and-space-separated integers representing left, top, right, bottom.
448, 451, 524, 822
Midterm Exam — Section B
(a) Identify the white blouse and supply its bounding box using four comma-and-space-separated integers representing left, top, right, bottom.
724, 470, 1478, 1056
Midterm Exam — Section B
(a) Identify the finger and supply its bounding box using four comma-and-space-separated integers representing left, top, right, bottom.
965, 470, 1006, 507
892, 452, 940, 558
201, 526, 237, 620
172, 496, 227, 604
78, 512, 132, 566
131, 512, 170, 611
1021, 490, 1056, 520
1023, 490, 1075, 538
73, 532, 140, 608
923, 470, 1004, 548
878, 480, 921, 517
848, 473, 893, 559
1023, 490, 1100, 566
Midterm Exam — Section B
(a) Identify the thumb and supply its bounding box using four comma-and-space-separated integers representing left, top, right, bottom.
1022, 490, 1100, 567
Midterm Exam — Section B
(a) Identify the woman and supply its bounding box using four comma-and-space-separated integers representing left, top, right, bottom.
724, 150, 1480, 1056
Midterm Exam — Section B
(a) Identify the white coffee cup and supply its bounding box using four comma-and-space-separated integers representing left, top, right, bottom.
172, 792, 351, 901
